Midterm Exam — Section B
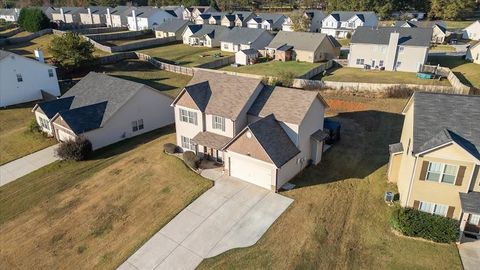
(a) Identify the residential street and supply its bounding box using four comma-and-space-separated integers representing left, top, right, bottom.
0, 144, 59, 186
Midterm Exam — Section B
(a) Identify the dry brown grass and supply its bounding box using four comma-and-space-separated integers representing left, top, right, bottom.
0, 127, 212, 269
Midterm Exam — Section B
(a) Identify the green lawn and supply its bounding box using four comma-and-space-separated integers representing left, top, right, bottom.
315, 67, 451, 86
100, 33, 155, 47
430, 45, 456, 52
220, 60, 322, 77
199, 95, 462, 270
0, 127, 212, 269
445, 21, 475, 29
337, 39, 350, 47
138, 44, 232, 67
0, 103, 56, 165
427, 55, 480, 89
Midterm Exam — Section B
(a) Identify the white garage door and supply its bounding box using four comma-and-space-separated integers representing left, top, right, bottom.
57, 129, 75, 142
229, 155, 272, 190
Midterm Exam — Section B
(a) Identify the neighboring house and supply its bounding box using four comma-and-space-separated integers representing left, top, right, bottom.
387, 92, 480, 239
105, 6, 134, 28
265, 31, 341, 63
207, 13, 229, 25
466, 42, 480, 64
321, 11, 378, 38
235, 48, 259, 65
194, 14, 211, 25
394, 20, 448, 44
51, 7, 83, 24
79, 7, 107, 25
0, 8, 19, 22
220, 27, 274, 53
462, 20, 480, 41
155, 19, 192, 40
348, 27, 432, 72
282, 16, 294, 31
247, 13, 285, 30
183, 6, 216, 20
282, 10, 325, 32
0, 50, 60, 107
221, 11, 254, 27
391, 10, 426, 20
182, 24, 230, 47
172, 70, 328, 191
161, 5, 185, 18
32, 72, 174, 149
40, 6, 56, 20
221, 14, 236, 27
126, 7, 175, 31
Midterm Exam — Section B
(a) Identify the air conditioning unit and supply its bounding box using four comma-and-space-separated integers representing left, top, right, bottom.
384, 191, 394, 203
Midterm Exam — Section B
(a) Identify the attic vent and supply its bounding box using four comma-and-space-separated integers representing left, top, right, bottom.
246, 131, 252, 138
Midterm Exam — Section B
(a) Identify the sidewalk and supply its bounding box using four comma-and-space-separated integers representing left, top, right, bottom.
0, 144, 59, 187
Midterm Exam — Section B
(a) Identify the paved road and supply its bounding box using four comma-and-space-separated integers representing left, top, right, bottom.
458, 237, 480, 270
118, 175, 293, 270
0, 144, 59, 187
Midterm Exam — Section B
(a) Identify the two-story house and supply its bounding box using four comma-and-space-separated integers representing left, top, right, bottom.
182, 24, 230, 47
321, 11, 378, 38
282, 10, 325, 32
388, 92, 480, 239
393, 20, 449, 44
172, 70, 328, 191
348, 27, 432, 72
127, 7, 175, 31
220, 11, 255, 27
51, 7, 83, 24
247, 13, 286, 31
79, 7, 107, 25
220, 27, 274, 53
105, 6, 134, 28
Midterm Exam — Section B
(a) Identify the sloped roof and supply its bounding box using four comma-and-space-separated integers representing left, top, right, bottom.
220, 27, 271, 44
174, 70, 262, 120
460, 192, 480, 215
305, 10, 325, 20
311, 129, 329, 142
154, 19, 191, 32
79, 6, 108, 15
389, 142, 404, 154
394, 20, 447, 33
238, 48, 258, 55
351, 27, 432, 47
0, 8, 17, 16
37, 96, 74, 118
248, 86, 323, 125
410, 92, 480, 160
192, 131, 231, 149
256, 13, 285, 23
246, 114, 300, 167
187, 24, 230, 39
328, 11, 375, 22
59, 101, 107, 134
51, 7, 84, 15
266, 31, 336, 51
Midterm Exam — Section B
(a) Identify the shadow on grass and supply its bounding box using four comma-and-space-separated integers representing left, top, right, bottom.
292, 110, 404, 188
110, 74, 178, 93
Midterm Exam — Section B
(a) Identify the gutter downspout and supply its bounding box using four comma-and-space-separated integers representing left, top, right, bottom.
405, 155, 418, 207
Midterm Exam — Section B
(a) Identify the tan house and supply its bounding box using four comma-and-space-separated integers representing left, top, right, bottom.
388, 92, 480, 239
265, 31, 341, 63
466, 42, 480, 64
172, 70, 329, 191
394, 20, 449, 44
32, 72, 174, 150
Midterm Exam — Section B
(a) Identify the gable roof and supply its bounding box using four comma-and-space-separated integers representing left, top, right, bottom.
0, 50, 56, 68
464, 20, 480, 30
51, 7, 84, 15
304, 9, 325, 20
186, 24, 230, 39
351, 27, 432, 47
266, 31, 338, 51
394, 20, 446, 33
241, 114, 300, 167
154, 19, 191, 32
173, 70, 262, 120
220, 27, 271, 44
256, 13, 285, 23
36, 96, 74, 118
58, 101, 107, 134
248, 86, 326, 125
459, 192, 480, 215
328, 11, 375, 22
409, 92, 480, 160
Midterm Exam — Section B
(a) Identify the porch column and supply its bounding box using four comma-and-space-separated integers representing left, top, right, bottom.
458, 212, 469, 243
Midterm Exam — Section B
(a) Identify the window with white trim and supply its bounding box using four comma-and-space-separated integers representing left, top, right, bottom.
419, 201, 448, 217
179, 108, 197, 125
16, 73, 23, 82
38, 117, 50, 130
132, 119, 144, 132
356, 58, 364, 65
212, 115, 225, 131
426, 162, 458, 184
48, 69, 54, 77
468, 214, 480, 225
181, 136, 196, 151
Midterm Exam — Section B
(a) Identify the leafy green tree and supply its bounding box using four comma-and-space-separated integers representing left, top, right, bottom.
290, 11, 309, 32
17, 8, 50, 32
49, 32, 95, 69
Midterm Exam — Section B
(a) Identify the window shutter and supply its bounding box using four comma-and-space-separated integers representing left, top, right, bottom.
419, 161, 429, 181
446, 206, 455, 218
413, 200, 420, 209
455, 166, 466, 186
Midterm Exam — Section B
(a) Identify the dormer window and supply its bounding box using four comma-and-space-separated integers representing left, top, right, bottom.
212, 115, 225, 131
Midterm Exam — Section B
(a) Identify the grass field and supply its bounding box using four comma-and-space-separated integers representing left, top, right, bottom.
138, 44, 232, 67
430, 45, 456, 52
0, 127, 212, 269
0, 103, 56, 165
100, 33, 155, 47
444, 21, 475, 29
220, 60, 321, 77
199, 95, 462, 270
315, 67, 451, 86
3, 34, 109, 60
427, 55, 480, 89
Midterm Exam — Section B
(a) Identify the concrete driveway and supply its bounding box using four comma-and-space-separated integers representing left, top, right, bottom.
0, 144, 59, 187
118, 176, 293, 270
458, 237, 480, 270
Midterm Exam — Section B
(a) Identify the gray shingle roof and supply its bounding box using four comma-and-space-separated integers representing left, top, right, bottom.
192, 131, 232, 149
220, 27, 272, 44
154, 19, 191, 33
0, 50, 12, 61
256, 13, 285, 24
239, 48, 258, 55
248, 86, 321, 125
459, 192, 480, 215
351, 27, 432, 47
177, 70, 262, 120
266, 31, 337, 51
311, 129, 329, 142
187, 24, 230, 39
0, 8, 17, 16
411, 92, 480, 160
247, 114, 300, 167
389, 142, 404, 154
37, 96, 74, 118
328, 11, 375, 22
59, 101, 107, 134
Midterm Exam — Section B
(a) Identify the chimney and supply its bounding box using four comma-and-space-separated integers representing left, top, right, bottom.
34, 49, 45, 63
385, 32, 400, 71
60, 8, 65, 22
131, 9, 138, 30
107, 8, 112, 27
87, 8, 93, 24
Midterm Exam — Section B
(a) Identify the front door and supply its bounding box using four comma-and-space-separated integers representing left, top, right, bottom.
372, 60, 376, 68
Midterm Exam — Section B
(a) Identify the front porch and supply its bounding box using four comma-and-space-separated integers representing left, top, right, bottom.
192, 131, 232, 164
459, 192, 480, 241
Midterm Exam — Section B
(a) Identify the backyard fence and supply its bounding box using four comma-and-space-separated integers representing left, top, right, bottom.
0, 27, 23, 38
196, 55, 235, 69
96, 52, 137, 64
298, 60, 334, 79
74, 26, 127, 35
420, 64, 472, 94
86, 29, 150, 42
0, 28, 52, 45
136, 52, 194, 76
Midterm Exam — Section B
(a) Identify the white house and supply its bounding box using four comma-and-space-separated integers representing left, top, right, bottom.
282, 10, 325, 32
79, 7, 107, 25
220, 27, 274, 53
0, 50, 60, 107
172, 70, 328, 191
51, 7, 83, 24
32, 72, 174, 150
0, 8, 19, 22
105, 6, 134, 27
182, 24, 230, 47
466, 42, 480, 64
321, 11, 378, 38
235, 48, 259, 65
462, 21, 480, 41
127, 7, 175, 31
247, 13, 285, 31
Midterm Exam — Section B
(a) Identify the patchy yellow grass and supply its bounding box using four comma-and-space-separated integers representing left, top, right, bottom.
0, 127, 212, 269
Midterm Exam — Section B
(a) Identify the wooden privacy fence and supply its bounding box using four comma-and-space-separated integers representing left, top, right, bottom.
0, 28, 52, 45
135, 52, 194, 75
420, 64, 472, 94
298, 60, 334, 79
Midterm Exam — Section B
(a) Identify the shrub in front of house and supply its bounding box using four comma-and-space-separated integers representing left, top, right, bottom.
163, 143, 179, 154
55, 136, 93, 161
28, 119, 41, 133
391, 207, 459, 243
183, 151, 200, 170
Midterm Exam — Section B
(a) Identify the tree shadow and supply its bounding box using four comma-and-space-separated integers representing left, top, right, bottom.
292, 110, 404, 189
